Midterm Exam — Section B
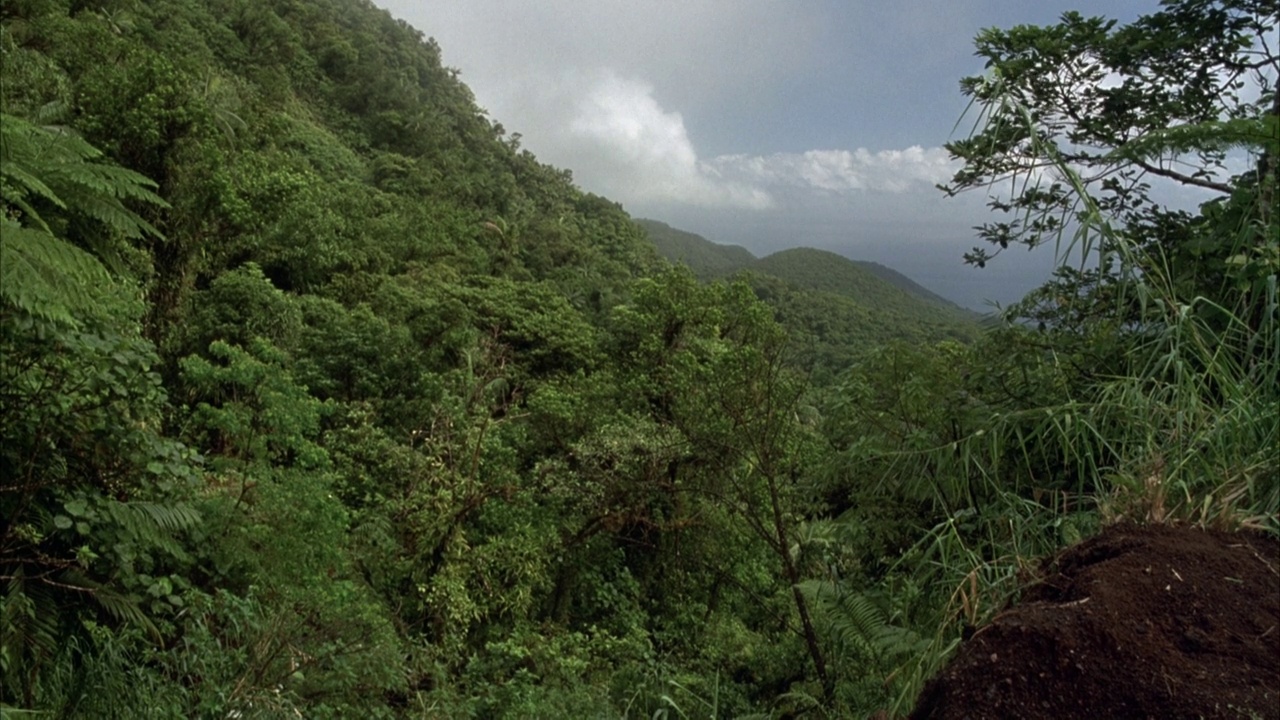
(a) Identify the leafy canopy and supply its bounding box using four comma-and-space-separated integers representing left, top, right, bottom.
942, 0, 1277, 269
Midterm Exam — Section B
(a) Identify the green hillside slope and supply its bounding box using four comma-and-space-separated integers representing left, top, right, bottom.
637, 218, 756, 278
849, 259, 971, 312
752, 248, 975, 324
4, 1, 1272, 718
640, 223, 979, 380
743, 268, 977, 383
0, 2, 789, 716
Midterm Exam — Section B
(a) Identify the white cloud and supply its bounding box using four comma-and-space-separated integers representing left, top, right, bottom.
708, 146, 959, 194
553, 71, 960, 209
555, 71, 961, 210
566, 71, 773, 209
375, 1, 965, 212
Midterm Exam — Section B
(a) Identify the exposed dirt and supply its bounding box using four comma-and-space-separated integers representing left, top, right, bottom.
911, 523, 1280, 720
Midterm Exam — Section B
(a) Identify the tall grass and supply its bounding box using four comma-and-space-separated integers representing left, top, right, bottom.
876, 85, 1279, 715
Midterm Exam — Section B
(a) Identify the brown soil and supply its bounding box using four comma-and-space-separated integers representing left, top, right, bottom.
911, 523, 1280, 720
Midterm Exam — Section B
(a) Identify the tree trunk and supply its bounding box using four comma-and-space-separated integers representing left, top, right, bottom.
767, 474, 832, 700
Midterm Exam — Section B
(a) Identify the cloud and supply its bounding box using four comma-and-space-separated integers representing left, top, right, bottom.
541, 69, 960, 211
707, 146, 959, 194
566, 71, 774, 209
372, 2, 967, 213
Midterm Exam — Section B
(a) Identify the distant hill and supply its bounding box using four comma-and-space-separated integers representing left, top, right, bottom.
848, 259, 969, 312
751, 248, 976, 322
637, 219, 970, 312
636, 220, 980, 382
638, 219, 756, 279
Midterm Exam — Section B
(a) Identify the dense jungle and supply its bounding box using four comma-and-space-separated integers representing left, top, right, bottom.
1, 0, 1276, 717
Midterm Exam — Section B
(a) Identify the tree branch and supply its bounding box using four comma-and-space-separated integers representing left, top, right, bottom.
1133, 158, 1233, 194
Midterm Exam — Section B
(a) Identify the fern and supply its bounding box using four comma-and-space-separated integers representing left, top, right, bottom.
823, 585, 881, 655
0, 112, 167, 324
0, 114, 168, 224
129, 501, 202, 532
1, 570, 63, 705
99, 499, 202, 562
799, 579, 913, 662
59, 570, 162, 644
0, 219, 110, 324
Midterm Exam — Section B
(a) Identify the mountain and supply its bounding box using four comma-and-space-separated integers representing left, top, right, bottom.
637, 218, 972, 313
637, 219, 756, 279
638, 220, 980, 381
848, 259, 970, 312
751, 247, 973, 320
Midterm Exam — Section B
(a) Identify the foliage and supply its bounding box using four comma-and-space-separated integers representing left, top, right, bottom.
941, 0, 1276, 277
0, 307, 201, 708
0, 112, 167, 324
2, 0, 1274, 717
814, 1, 1280, 714
640, 220, 981, 382
639, 218, 758, 279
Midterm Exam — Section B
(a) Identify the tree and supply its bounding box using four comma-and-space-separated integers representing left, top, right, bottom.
604, 270, 835, 698
942, 0, 1277, 287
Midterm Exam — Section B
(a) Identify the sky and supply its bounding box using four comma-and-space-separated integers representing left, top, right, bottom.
373, 0, 1166, 309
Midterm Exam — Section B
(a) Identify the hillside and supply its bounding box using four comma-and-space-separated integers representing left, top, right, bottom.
638, 221, 979, 380
752, 247, 974, 322
2, 1, 1273, 719
637, 218, 756, 279
848, 259, 970, 312
638, 218, 971, 312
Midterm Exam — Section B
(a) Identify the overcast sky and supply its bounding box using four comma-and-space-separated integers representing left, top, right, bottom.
374, 0, 1165, 309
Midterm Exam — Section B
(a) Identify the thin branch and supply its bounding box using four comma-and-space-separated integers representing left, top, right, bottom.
1133, 158, 1233, 194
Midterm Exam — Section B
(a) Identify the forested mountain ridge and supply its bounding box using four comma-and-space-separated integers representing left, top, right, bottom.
751, 247, 973, 319
638, 219, 980, 381
638, 218, 757, 279
2, 0, 1275, 717
639, 217, 967, 313
0, 0, 770, 715
842, 259, 967, 314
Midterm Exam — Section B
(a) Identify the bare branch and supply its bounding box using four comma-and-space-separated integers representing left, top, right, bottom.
1133, 159, 1234, 194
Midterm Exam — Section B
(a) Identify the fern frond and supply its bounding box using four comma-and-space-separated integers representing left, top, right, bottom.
96, 499, 200, 563
800, 579, 900, 660
0, 112, 169, 323
129, 501, 203, 532
832, 591, 890, 654
83, 163, 167, 204
2, 569, 63, 690
1, 112, 168, 235
30, 100, 72, 127
1, 160, 68, 212
72, 193, 163, 240
0, 219, 111, 324
58, 570, 162, 644
0, 188, 54, 235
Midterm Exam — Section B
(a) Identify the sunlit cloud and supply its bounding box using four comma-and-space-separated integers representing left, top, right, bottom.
562, 72, 962, 209
567, 71, 774, 209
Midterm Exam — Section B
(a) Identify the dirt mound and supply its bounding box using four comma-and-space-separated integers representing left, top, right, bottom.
911, 523, 1280, 720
